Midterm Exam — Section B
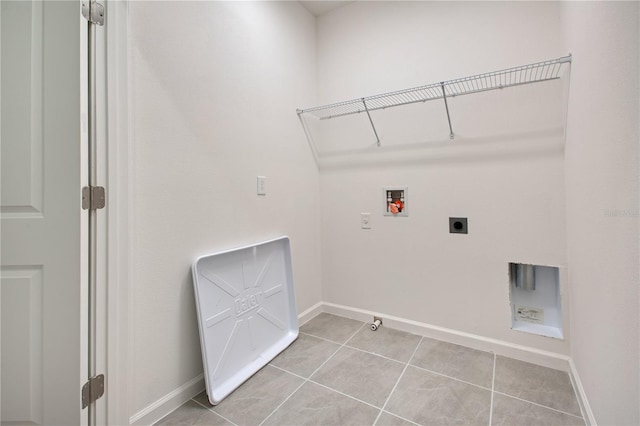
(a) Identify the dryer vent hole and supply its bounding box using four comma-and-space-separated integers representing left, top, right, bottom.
449, 217, 468, 234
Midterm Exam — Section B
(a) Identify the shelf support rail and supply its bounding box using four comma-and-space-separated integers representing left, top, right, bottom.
296, 111, 320, 165
362, 98, 381, 147
440, 82, 455, 140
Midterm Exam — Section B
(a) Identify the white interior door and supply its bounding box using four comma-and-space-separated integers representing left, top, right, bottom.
1, 1, 84, 425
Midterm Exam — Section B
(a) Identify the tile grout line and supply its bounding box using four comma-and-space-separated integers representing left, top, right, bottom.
372, 336, 425, 426
269, 363, 381, 413
304, 327, 494, 391
268, 363, 308, 381
488, 353, 497, 426
302, 329, 495, 392
274, 352, 493, 419
380, 410, 422, 426
409, 363, 492, 392
191, 397, 239, 426
255, 374, 307, 426
299, 330, 345, 345
308, 378, 381, 411
258, 380, 307, 426
258, 322, 368, 426
492, 391, 585, 420
343, 343, 412, 365
304, 328, 491, 389
300, 330, 415, 365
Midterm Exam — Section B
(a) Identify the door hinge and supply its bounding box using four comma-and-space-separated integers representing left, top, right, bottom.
82, 186, 106, 210
82, 374, 105, 409
82, 1, 105, 26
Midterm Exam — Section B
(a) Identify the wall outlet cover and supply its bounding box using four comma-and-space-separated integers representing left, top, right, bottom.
257, 176, 266, 196
361, 213, 371, 229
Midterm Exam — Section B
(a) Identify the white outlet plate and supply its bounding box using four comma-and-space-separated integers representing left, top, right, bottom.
257, 176, 266, 195
361, 213, 371, 229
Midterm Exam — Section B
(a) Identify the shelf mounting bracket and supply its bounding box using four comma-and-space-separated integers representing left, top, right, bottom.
362, 98, 381, 147
440, 82, 454, 140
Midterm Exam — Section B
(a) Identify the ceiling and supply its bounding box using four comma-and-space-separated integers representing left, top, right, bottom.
299, 1, 353, 17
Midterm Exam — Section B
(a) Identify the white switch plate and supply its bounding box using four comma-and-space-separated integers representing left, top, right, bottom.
361, 213, 371, 229
257, 176, 266, 195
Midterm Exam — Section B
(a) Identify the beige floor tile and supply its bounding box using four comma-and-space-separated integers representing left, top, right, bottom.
270, 333, 340, 377
410, 337, 494, 388
155, 400, 232, 426
385, 366, 491, 426
198, 365, 303, 426
300, 313, 364, 344
171, 325, 586, 426
346, 326, 421, 363
263, 381, 379, 426
311, 346, 405, 407
494, 356, 581, 416
491, 393, 584, 425
375, 411, 418, 426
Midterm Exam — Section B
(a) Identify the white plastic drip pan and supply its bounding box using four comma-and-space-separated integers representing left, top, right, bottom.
192, 236, 298, 405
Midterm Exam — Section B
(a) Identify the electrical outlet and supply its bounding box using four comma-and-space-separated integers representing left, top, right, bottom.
361, 213, 371, 229
257, 176, 266, 196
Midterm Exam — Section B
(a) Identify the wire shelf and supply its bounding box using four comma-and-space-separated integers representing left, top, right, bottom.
297, 54, 572, 161
297, 55, 571, 121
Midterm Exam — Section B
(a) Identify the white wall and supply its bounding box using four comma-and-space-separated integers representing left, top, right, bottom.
561, 2, 639, 424
125, 1, 640, 422
127, 1, 320, 417
316, 1, 572, 354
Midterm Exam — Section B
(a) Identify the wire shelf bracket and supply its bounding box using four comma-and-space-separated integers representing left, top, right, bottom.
297, 54, 571, 147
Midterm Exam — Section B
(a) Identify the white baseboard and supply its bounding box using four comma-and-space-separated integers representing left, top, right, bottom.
322, 302, 572, 371
129, 374, 205, 426
298, 301, 323, 326
569, 358, 597, 425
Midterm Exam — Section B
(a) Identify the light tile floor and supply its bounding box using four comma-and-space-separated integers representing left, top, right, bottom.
156, 313, 585, 426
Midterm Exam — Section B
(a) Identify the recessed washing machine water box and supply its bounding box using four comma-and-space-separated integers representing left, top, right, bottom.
508, 262, 564, 339
383, 187, 408, 217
